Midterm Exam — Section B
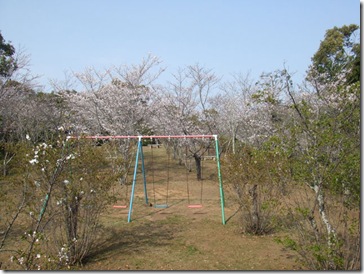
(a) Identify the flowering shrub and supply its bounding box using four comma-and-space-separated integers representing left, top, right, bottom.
0, 133, 116, 269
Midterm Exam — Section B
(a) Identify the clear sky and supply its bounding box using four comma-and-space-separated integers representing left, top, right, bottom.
0, 0, 360, 91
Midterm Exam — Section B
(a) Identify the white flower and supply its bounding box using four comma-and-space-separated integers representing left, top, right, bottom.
26, 134, 30, 141
66, 154, 75, 160
29, 211, 34, 216
18, 257, 24, 265
36, 254, 41, 259
58, 126, 64, 131
29, 159, 38, 165
56, 159, 63, 166
64, 180, 69, 185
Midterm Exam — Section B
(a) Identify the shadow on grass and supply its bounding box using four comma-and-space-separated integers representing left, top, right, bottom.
225, 205, 243, 224
129, 199, 185, 220
83, 215, 183, 265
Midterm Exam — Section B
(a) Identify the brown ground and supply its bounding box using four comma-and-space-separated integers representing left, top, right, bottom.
80, 146, 304, 270
0, 146, 305, 270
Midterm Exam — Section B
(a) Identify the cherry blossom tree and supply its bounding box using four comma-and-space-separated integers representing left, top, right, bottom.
53, 55, 164, 185
153, 64, 220, 180
211, 72, 255, 154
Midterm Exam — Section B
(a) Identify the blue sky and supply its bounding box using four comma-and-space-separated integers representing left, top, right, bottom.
0, 0, 360, 91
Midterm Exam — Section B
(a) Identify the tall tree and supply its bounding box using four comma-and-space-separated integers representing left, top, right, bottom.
307, 24, 360, 88
0, 32, 17, 78
211, 72, 255, 154
0, 33, 40, 142
154, 64, 220, 180
281, 25, 360, 269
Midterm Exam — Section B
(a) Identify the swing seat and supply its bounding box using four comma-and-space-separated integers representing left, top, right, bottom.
187, 204, 203, 208
113, 205, 128, 209
154, 204, 169, 208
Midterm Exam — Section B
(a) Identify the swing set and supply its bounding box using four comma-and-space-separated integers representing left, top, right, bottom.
150, 143, 170, 209
70, 134, 226, 224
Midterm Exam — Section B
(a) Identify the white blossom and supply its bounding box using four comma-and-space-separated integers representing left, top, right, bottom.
66, 154, 75, 160
29, 159, 38, 165
18, 257, 24, 265
56, 158, 63, 166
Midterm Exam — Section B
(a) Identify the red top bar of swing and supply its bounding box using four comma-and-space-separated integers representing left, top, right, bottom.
69, 134, 217, 140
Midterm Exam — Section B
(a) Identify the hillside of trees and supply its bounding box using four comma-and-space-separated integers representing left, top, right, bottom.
0, 24, 360, 270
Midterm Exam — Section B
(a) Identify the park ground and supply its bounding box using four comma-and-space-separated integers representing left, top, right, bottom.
0, 145, 305, 270
79, 146, 304, 270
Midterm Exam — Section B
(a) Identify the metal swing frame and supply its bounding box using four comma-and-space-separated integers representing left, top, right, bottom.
69, 134, 226, 224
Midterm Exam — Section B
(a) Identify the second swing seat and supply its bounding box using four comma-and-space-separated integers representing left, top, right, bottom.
187, 204, 203, 208
113, 205, 128, 209
154, 204, 169, 208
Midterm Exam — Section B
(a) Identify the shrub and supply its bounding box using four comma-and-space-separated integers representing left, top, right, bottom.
0, 135, 117, 269
222, 141, 290, 235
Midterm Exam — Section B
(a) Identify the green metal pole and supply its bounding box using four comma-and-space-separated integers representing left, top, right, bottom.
139, 137, 149, 205
127, 138, 141, 223
38, 193, 49, 222
214, 135, 226, 225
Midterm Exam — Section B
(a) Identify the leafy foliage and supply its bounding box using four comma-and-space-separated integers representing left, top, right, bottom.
0, 32, 17, 78
223, 140, 290, 235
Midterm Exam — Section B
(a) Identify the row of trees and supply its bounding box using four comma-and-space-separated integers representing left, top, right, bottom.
0, 24, 360, 270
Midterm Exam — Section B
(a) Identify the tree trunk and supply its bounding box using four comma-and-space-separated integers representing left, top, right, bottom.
3, 151, 14, 176
249, 184, 259, 232
312, 182, 337, 269
193, 153, 202, 181
232, 129, 236, 155
312, 183, 336, 239
66, 195, 80, 264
